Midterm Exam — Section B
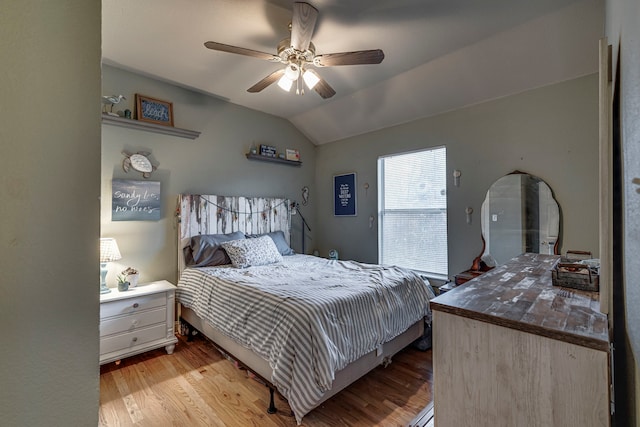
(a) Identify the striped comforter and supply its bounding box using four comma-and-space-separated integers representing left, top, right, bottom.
176, 254, 433, 424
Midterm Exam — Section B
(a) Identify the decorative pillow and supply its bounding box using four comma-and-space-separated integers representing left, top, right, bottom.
221, 235, 283, 268
247, 231, 295, 256
184, 231, 246, 267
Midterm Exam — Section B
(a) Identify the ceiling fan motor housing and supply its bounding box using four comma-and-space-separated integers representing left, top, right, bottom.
277, 38, 316, 65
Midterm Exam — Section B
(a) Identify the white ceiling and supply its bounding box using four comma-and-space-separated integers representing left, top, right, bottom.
102, 0, 603, 145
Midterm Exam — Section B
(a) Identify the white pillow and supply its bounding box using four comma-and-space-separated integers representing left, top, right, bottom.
221, 235, 283, 268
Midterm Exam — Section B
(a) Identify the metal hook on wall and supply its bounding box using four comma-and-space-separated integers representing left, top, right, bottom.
453, 170, 462, 187
465, 206, 473, 225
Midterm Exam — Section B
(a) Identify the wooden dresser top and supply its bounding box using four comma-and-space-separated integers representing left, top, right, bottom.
431, 253, 610, 351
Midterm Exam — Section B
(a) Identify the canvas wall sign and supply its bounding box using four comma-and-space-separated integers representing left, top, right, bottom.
334, 172, 357, 216
112, 179, 161, 221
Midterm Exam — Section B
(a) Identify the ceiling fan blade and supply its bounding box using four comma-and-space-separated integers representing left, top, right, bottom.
291, 2, 318, 52
313, 49, 385, 67
247, 69, 286, 93
313, 76, 336, 99
204, 41, 281, 62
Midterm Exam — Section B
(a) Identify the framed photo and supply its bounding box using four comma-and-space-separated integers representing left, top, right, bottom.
286, 149, 300, 161
260, 144, 277, 157
135, 94, 174, 127
334, 172, 357, 216
112, 179, 161, 221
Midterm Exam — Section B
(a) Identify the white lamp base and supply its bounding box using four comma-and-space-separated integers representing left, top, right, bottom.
100, 262, 111, 294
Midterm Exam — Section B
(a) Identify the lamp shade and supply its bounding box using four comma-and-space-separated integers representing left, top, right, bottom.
100, 238, 122, 263
303, 69, 320, 89
277, 74, 294, 91
285, 64, 300, 80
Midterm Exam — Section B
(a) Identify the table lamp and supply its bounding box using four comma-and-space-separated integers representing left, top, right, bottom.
100, 238, 122, 294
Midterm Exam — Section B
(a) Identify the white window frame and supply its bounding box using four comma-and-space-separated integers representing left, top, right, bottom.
377, 146, 448, 280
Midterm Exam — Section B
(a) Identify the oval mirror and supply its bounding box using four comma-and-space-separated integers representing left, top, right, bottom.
478, 171, 560, 267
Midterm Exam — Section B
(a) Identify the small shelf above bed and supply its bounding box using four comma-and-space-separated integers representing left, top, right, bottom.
245, 153, 302, 167
101, 114, 201, 140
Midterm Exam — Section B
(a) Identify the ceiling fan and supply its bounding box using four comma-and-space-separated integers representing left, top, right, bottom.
204, 1, 384, 99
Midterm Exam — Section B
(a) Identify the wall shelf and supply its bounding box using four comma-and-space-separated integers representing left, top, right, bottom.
245, 153, 302, 167
101, 114, 201, 140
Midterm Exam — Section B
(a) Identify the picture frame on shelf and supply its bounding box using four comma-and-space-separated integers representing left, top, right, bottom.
260, 144, 277, 157
135, 94, 174, 127
286, 149, 300, 162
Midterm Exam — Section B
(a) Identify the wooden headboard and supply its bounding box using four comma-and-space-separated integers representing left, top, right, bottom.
177, 194, 292, 276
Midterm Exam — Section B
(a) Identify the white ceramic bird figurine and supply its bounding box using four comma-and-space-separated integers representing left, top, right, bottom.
102, 94, 126, 115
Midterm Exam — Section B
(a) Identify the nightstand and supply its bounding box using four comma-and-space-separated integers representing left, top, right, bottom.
99, 280, 178, 365
437, 281, 458, 294
454, 269, 484, 285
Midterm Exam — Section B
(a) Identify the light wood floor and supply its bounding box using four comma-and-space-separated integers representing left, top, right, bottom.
100, 334, 434, 426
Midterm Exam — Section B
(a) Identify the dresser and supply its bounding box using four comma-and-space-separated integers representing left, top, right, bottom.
431, 253, 611, 427
100, 280, 178, 365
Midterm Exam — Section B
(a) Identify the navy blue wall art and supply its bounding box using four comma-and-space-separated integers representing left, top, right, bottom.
334, 172, 357, 216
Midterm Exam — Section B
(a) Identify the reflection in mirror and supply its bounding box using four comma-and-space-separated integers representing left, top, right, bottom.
479, 172, 560, 266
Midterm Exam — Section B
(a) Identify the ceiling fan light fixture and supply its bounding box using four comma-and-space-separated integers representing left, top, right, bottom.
284, 63, 300, 80
277, 74, 294, 92
204, 2, 381, 99
303, 69, 320, 89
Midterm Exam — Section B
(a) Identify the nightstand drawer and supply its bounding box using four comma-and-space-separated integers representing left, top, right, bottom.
100, 307, 166, 337
100, 323, 167, 355
100, 292, 166, 319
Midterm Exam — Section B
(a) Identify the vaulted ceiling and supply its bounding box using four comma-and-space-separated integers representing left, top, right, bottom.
102, 0, 603, 145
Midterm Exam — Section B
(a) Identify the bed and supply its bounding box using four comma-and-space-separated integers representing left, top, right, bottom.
176, 194, 434, 424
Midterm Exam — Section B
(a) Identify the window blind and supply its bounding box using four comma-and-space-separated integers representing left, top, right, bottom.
378, 147, 448, 278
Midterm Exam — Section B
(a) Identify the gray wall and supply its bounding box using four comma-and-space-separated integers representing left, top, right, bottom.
0, 1, 102, 425
606, 0, 640, 423
315, 74, 600, 280
101, 65, 316, 286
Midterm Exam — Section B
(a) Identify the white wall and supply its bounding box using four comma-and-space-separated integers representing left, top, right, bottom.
315, 75, 600, 279
101, 65, 317, 286
0, 1, 102, 425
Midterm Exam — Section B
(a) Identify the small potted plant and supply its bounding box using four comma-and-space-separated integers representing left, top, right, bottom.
116, 274, 130, 292
122, 267, 139, 288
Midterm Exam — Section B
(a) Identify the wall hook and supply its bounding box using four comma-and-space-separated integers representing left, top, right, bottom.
453, 170, 461, 187
465, 207, 473, 224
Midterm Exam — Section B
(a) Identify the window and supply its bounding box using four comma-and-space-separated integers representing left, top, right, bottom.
378, 146, 448, 279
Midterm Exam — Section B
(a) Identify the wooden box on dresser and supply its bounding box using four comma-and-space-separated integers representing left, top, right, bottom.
100, 280, 178, 365
431, 253, 611, 427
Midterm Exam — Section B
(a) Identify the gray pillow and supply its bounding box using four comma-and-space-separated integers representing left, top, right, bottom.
184, 231, 246, 266
247, 231, 295, 256
221, 235, 283, 268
